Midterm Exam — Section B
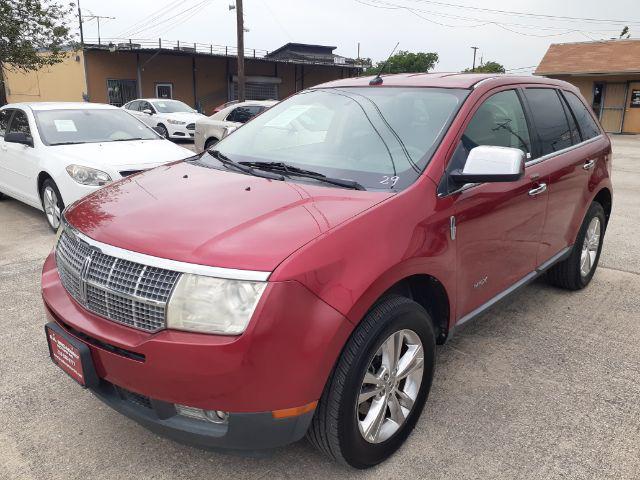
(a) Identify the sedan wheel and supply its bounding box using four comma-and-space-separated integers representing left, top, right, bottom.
40, 179, 64, 232
157, 124, 169, 139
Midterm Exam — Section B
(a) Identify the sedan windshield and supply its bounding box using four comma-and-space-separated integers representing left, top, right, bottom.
34, 109, 159, 146
200, 87, 468, 191
151, 100, 195, 113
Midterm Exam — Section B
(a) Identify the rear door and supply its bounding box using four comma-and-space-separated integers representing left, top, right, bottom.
448, 88, 550, 319
599, 83, 627, 133
527, 88, 609, 263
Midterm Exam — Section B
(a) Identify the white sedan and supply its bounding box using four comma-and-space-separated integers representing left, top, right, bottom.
194, 100, 277, 153
0, 102, 194, 230
122, 99, 206, 140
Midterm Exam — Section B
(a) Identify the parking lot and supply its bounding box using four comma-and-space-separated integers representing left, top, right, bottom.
1, 136, 638, 479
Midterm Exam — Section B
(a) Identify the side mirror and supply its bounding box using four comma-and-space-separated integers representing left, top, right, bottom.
142, 109, 153, 115
450, 145, 525, 185
5, 131, 34, 148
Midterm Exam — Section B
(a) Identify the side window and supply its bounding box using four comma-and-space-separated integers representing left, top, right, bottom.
128, 101, 140, 111
559, 94, 581, 145
523, 88, 572, 156
0, 109, 12, 137
7, 110, 31, 136
450, 90, 531, 171
563, 91, 602, 140
143, 102, 154, 113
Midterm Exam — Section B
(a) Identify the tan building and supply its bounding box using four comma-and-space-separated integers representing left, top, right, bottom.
2, 41, 362, 114
536, 39, 640, 134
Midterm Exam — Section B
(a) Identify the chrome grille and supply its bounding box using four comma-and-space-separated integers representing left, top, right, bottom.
55, 228, 180, 332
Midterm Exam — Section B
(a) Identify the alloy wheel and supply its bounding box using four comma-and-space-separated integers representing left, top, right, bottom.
357, 329, 424, 444
580, 217, 601, 277
43, 186, 61, 230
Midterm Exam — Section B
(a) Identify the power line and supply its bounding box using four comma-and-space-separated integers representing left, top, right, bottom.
401, 0, 640, 27
146, 1, 214, 38
116, 0, 186, 38
127, 0, 211, 38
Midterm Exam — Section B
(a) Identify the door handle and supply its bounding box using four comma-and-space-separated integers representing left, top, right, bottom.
583, 159, 597, 170
528, 183, 547, 197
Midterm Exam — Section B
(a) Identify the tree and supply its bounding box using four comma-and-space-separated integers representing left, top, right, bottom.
364, 50, 439, 75
463, 61, 506, 73
0, 0, 75, 74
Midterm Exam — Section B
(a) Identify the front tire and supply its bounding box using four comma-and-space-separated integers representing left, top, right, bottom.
156, 124, 169, 139
204, 137, 219, 151
546, 202, 606, 290
307, 296, 436, 468
40, 179, 64, 232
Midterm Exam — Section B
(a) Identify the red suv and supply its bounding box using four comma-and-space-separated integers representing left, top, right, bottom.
42, 74, 612, 468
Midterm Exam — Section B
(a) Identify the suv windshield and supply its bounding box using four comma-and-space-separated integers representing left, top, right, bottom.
200, 87, 468, 190
151, 100, 195, 113
35, 109, 159, 145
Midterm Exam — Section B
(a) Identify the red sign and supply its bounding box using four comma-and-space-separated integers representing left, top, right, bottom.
47, 327, 86, 386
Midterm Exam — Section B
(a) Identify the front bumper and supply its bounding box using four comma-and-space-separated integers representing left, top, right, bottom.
167, 124, 195, 139
41, 252, 352, 449
90, 376, 313, 451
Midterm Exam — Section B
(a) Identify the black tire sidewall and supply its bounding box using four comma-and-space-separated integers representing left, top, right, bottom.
204, 138, 219, 151
40, 178, 64, 231
157, 124, 169, 139
337, 299, 436, 468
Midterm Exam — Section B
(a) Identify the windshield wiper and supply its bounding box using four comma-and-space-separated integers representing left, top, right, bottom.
111, 137, 145, 142
50, 141, 83, 146
209, 150, 285, 181
239, 161, 366, 191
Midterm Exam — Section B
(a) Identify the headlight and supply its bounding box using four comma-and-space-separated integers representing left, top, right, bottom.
167, 119, 186, 125
166, 274, 267, 335
65, 165, 112, 186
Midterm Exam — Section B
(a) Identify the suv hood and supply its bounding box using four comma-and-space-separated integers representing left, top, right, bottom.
51, 140, 194, 168
65, 161, 392, 272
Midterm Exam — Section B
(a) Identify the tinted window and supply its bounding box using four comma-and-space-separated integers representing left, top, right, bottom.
449, 90, 531, 171
0, 109, 12, 137
560, 94, 581, 144
7, 110, 31, 136
227, 105, 262, 123
564, 91, 601, 140
524, 88, 572, 156
127, 101, 140, 111
140, 102, 153, 113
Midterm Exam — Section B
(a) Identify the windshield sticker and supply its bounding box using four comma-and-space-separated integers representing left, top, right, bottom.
264, 105, 314, 128
380, 175, 400, 187
54, 119, 78, 132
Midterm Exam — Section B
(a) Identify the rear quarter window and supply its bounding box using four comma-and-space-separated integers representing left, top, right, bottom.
563, 91, 602, 140
523, 88, 572, 156
0, 109, 12, 137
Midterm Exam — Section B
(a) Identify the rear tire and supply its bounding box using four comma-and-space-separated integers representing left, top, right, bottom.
546, 202, 606, 290
307, 296, 436, 468
40, 178, 64, 232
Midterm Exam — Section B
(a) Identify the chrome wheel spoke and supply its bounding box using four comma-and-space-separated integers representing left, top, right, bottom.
387, 392, 405, 426
359, 385, 384, 404
362, 371, 380, 386
396, 389, 415, 410
362, 397, 387, 442
381, 331, 403, 371
580, 217, 601, 277
397, 344, 424, 380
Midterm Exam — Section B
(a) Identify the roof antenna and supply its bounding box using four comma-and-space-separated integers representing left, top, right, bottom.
369, 42, 399, 86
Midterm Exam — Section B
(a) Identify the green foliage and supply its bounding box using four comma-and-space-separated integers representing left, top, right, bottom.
364, 50, 439, 75
0, 0, 76, 74
463, 61, 506, 73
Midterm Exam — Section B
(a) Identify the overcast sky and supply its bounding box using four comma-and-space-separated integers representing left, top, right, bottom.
75, 0, 638, 73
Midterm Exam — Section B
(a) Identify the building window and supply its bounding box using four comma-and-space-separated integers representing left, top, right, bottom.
592, 83, 604, 117
107, 79, 138, 107
155, 83, 173, 99
231, 82, 279, 101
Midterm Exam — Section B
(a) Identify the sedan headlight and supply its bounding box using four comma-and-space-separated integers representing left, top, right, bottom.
65, 165, 112, 186
167, 119, 187, 125
166, 274, 267, 335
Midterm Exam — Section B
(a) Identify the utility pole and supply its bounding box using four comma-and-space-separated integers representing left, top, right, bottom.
78, 0, 84, 45
236, 0, 246, 102
471, 46, 479, 72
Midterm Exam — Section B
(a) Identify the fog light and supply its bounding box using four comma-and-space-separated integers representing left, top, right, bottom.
175, 404, 229, 424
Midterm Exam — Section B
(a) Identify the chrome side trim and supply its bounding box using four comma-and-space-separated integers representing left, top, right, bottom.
68, 226, 271, 282
524, 135, 603, 167
454, 246, 572, 329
